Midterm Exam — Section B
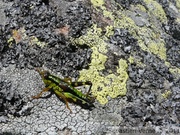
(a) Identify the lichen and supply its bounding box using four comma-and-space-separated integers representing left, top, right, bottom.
90, 0, 104, 7
162, 90, 172, 99
128, 56, 134, 64
174, 0, 180, 12
73, 24, 128, 104
143, 0, 167, 23
72, 0, 179, 104
166, 61, 180, 79
113, 1, 168, 61
8, 27, 47, 47
134, 4, 147, 12
176, 17, 180, 23
148, 41, 166, 60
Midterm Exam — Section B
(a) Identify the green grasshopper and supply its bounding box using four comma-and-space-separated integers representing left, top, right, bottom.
32, 68, 95, 113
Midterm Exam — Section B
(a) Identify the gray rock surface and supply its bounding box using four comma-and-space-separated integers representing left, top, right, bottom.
0, 0, 180, 134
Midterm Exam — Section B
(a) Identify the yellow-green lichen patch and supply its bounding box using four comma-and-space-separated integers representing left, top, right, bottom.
91, 0, 105, 7
90, 46, 107, 70
29, 36, 47, 48
72, 25, 106, 48
113, 12, 136, 31
113, 7, 167, 61
128, 56, 134, 64
148, 41, 167, 60
134, 4, 147, 12
162, 90, 172, 99
133, 26, 167, 61
112, 4, 166, 61
73, 24, 129, 104
144, 0, 167, 23
112, 1, 168, 62
79, 58, 128, 104
176, 0, 180, 9
165, 61, 180, 80
177, 0, 180, 11
169, 67, 180, 75
74, 0, 177, 104
102, 9, 114, 20
176, 18, 180, 23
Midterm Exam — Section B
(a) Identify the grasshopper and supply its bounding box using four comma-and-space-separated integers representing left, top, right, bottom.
32, 68, 95, 113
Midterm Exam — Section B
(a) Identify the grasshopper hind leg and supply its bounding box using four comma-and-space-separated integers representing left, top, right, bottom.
53, 89, 72, 113
70, 81, 93, 97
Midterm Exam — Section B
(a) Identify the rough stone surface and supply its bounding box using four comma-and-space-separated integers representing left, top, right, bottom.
0, 0, 180, 134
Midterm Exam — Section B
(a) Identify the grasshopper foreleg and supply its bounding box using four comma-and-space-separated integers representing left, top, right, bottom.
32, 87, 51, 99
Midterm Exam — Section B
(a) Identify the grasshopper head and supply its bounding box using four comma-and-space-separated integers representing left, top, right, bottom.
35, 68, 50, 79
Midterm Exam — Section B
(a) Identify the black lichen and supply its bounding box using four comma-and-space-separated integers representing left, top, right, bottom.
0, 0, 92, 78
105, 28, 139, 73
115, 0, 144, 9
65, 3, 92, 38
0, 77, 26, 119
162, 19, 180, 68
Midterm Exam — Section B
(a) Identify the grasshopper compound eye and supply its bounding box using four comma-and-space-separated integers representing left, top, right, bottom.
43, 71, 50, 79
